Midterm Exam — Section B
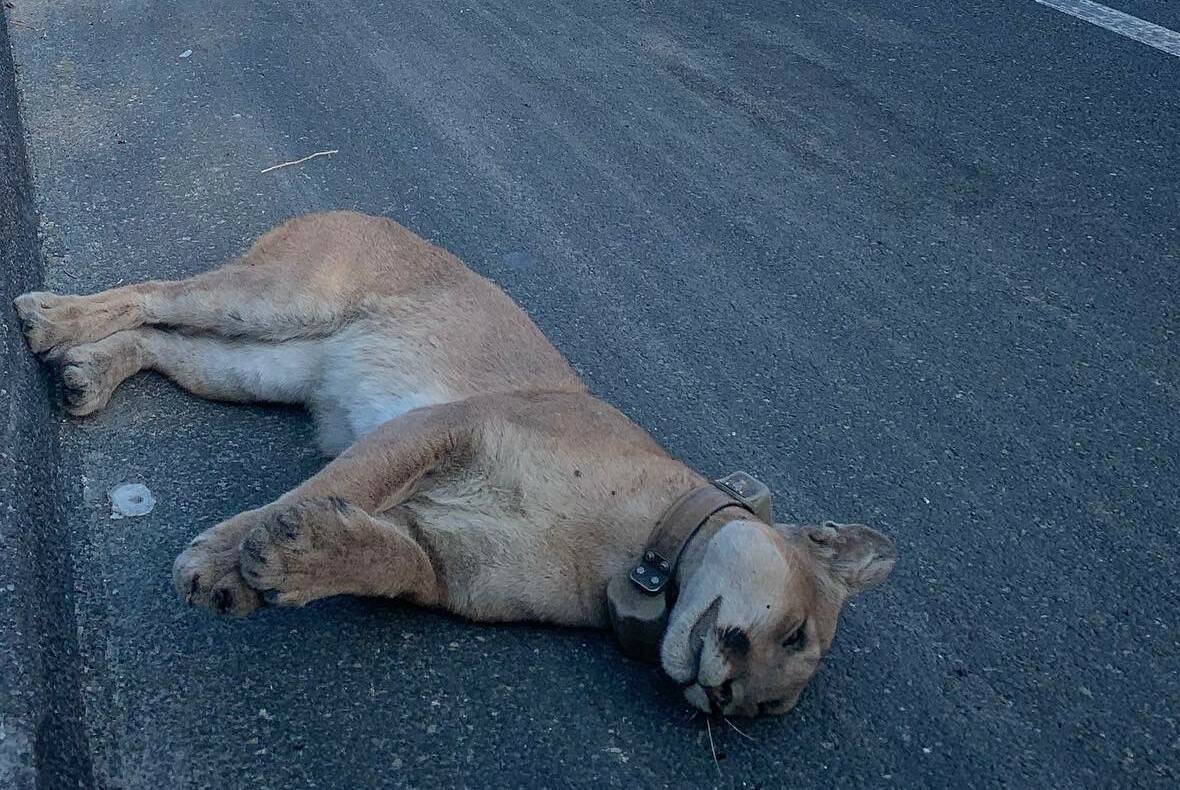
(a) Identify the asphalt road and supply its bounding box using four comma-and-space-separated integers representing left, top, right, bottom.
3, 0, 1178, 787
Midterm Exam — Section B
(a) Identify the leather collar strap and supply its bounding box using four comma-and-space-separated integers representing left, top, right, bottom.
628, 483, 753, 594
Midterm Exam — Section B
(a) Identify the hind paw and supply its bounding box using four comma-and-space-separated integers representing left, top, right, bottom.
13, 290, 138, 355
14, 291, 74, 354
53, 333, 142, 416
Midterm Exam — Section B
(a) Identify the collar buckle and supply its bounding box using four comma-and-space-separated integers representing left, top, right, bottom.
629, 550, 673, 594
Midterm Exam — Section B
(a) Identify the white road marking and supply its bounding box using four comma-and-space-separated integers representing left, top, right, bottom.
1034, 0, 1180, 57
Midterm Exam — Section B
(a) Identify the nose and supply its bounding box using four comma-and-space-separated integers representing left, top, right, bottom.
702, 679, 733, 713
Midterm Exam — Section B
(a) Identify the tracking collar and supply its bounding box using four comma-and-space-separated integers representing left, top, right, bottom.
606, 472, 773, 663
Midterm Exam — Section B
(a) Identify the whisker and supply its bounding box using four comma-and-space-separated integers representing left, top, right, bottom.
705, 718, 722, 778
724, 716, 755, 742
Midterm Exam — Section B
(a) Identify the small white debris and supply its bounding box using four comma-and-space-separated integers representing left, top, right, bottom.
179, 49, 193, 59
259, 148, 338, 174
258, 708, 274, 720
109, 483, 155, 520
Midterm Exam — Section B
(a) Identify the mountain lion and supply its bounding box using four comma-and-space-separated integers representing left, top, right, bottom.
15, 211, 895, 717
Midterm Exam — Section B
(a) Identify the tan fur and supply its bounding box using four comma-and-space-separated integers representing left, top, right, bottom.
14, 211, 895, 716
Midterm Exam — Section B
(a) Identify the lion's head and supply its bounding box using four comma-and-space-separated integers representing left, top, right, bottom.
660, 519, 895, 716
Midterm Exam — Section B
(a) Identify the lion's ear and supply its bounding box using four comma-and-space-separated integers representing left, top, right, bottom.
795, 522, 897, 596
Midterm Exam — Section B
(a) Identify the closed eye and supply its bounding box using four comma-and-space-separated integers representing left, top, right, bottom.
719, 626, 751, 657
782, 621, 807, 650
759, 698, 786, 714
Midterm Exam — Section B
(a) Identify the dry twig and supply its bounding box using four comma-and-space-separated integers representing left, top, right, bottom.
260, 149, 338, 174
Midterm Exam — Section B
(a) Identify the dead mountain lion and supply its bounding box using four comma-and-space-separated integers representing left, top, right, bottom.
15, 211, 895, 717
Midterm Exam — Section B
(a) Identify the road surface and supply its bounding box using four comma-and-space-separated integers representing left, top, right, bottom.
2, 0, 1177, 787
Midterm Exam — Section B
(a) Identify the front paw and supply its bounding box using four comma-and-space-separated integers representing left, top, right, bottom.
172, 535, 263, 617
239, 498, 358, 607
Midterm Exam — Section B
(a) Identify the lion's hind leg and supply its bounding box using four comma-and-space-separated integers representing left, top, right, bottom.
48, 328, 323, 416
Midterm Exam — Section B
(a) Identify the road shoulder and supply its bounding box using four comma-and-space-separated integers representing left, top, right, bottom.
0, 12, 92, 789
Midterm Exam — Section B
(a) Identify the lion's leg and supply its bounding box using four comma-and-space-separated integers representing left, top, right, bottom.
173, 400, 473, 615
14, 262, 351, 356
54, 327, 323, 416
237, 498, 441, 607
12, 215, 371, 356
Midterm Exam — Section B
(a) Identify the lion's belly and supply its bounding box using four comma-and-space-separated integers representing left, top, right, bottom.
308, 320, 581, 457
312, 328, 458, 456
